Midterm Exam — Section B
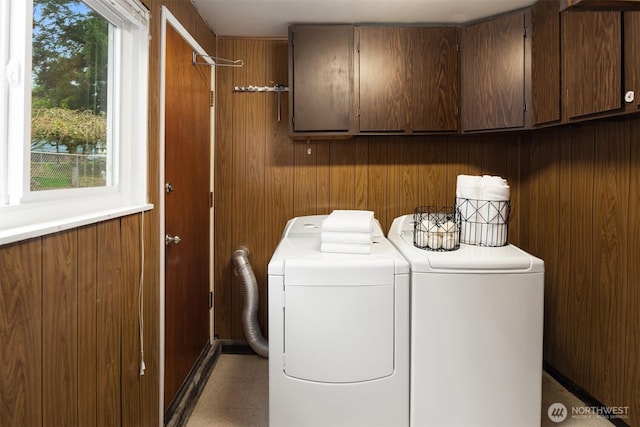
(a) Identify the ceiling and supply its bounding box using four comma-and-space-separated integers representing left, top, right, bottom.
191, 0, 538, 38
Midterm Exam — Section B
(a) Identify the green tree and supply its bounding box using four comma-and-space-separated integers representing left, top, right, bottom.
32, 107, 106, 154
31, 0, 109, 153
32, 0, 109, 113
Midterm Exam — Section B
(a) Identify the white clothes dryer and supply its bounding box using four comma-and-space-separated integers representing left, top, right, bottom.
268, 215, 410, 427
387, 214, 544, 427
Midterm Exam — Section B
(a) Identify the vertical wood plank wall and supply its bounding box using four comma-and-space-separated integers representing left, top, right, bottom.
521, 118, 640, 424
0, 1, 216, 426
0, 216, 153, 426
215, 38, 640, 424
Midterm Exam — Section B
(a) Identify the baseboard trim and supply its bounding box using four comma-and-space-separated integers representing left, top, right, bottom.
164, 341, 222, 427
543, 361, 630, 427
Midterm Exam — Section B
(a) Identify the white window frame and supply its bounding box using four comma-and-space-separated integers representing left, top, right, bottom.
0, 0, 151, 245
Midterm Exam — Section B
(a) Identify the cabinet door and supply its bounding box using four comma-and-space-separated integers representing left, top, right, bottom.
411, 28, 459, 132
625, 11, 640, 112
289, 26, 353, 133
461, 12, 527, 131
357, 27, 411, 131
531, 0, 561, 125
562, 11, 622, 120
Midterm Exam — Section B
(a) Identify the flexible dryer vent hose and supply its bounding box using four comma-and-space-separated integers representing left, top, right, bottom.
232, 247, 269, 358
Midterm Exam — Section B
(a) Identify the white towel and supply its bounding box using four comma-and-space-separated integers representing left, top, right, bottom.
321, 231, 374, 245
320, 242, 372, 254
321, 210, 374, 233
481, 175, 510, 201
456, 174, 510, 246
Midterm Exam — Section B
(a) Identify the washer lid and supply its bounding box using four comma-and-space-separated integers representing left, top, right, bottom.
387, 215, 543, 273
420, 243, 539, 271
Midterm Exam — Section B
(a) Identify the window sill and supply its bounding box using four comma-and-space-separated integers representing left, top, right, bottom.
0, 203, 154, 246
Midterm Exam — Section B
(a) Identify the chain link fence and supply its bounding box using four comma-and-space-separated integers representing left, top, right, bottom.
31, 151, 107, 191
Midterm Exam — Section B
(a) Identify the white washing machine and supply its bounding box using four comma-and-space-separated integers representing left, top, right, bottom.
387, 214, 544, 427
268, 215, 410, 427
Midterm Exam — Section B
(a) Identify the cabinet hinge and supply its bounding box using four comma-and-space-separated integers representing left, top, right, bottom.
210, 91, 215, 108
209, 291, 213, 308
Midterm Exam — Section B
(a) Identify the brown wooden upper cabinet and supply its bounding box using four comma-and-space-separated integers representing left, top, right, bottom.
460, 11, 530, 132
289, 25, 354, 135
560, 0, 640, 11
531, 0, 561, 126
562, 10, 623, 120
624, 11, 640, 112
356, 26, 459, 133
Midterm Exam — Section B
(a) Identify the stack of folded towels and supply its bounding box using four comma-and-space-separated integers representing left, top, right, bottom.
320, 210, 375, 254
455, 174, 510, 246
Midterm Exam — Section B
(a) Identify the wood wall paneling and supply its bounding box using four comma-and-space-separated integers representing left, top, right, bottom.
625, 118, 640, 426
121, 215, 143, 427
214, 38, 235, 339
96, 220, 123, 426
566, 125, 595, 387
532, 130, 561, 363
366, 137, 390, 228
77, 225, 98, 426
263, 39, 293, 334
42, 231, 78, 427
0, 239, 42, 427
245, 39, 268, 336
0, 214, 149, 427
590, 120, 629, 407
231, 39, 250, 339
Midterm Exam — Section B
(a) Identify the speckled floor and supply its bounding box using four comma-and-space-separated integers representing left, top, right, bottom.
186, 354, 614, 427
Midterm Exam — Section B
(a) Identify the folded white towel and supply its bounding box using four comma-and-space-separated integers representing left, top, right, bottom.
321, 242, 372, 254
322, 210, 374, 233
481, 175, 510, 201
456, 174, 482, 191
321, 231, 374, 245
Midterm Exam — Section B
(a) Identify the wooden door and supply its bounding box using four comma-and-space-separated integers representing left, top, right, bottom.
562, 11, 622, 120
290, 25, 353, 133
461, 12, 527, 131
164, 24, 211, 410
410, 27, 459, 132
358, 27, 411, 131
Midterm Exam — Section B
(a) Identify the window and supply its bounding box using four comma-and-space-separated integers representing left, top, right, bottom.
0, 0, 150, 244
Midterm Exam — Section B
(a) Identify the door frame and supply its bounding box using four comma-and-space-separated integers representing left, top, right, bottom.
159, 6, 215, 416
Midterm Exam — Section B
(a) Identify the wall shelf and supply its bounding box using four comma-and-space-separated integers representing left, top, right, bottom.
232, 84, 289, 122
